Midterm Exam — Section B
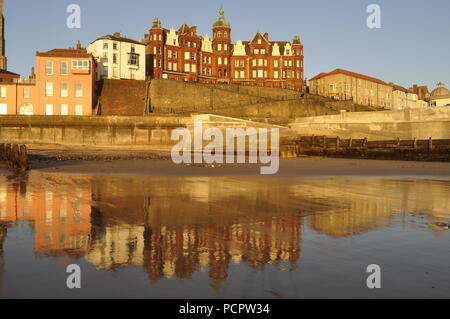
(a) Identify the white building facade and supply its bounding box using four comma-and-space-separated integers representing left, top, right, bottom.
87, 33, 146, 81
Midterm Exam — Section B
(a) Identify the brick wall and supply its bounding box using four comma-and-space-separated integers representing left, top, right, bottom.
98, 79, 148, 116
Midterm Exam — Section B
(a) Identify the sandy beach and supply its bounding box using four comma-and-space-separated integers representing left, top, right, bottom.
25, 146, 450, 178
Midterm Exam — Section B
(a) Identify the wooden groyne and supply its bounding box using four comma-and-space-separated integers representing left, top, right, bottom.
280, 136, 450, 161
0, 144, 29, 171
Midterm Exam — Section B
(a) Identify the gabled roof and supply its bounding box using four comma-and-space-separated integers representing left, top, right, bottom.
92, 34, 144, 45
36, 48, 92, 58
250, 32, 270, 45
0, 69, 19, 76
178, 23, 190, 35
310, 69, 389, 86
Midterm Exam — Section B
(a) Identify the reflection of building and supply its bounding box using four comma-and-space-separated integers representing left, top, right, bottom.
0, 174, 92, 256
430, 82, 450, 107
143, 8, 305, 91
0, 42, 95, 115
87, 33, 146, 81
86, 177, 303, 284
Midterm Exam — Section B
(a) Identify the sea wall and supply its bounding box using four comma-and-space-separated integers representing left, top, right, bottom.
289, 107, 450, 140
0, 115, 190, 146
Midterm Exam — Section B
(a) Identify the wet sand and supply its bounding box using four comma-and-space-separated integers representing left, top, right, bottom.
26, 147, 450, 178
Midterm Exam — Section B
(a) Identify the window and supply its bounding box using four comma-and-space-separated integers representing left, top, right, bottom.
153, 47, 157, 55
173, 63, 177, 71
240, 70, 244, 78
0, 104, 7, 115
103, 41, 108, 50
252, 70, 256, 78
218, 44, 222, 51
184, 52, 190, 60
239, 60, 244, 67
258, 39, 262, 44
261, 49, 265, 54
131, 45, 135, 53
218, 57, 222, 65
252, 59, 256, 67
128, 53, 139, 66
191, 53, 195, 60
23, 87, 30, 98
224, 44, 227, 51
235, 70, 239, 78
46, 61, 53, 75
60, 61, 68, 75
224, 58, 227, 65
45, 104, 54, 115
0, 86, 6, 97
75, 104, 83, 116
184, 64, 190, 73
75, 83, 83, 97
60, 83, 68, 97
258, 59, 263, 66
45, 82, 53, 97
191, 64, 196, 73
254, 49, 259, 54
296, 60, 300, 68
274, 71, 279, 79
113, 53, 117, 64
235, 60, 239, 67
72, 60, 89, 70
258, 70, 263, 78
168, 50, 172, 58
60, 104, 69, 116
113, 42, 118, 50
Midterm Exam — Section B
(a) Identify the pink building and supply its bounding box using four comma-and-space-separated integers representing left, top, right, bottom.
0, 42, 96, 116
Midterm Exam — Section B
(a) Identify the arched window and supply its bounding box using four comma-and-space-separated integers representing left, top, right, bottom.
19, 103, 34, 115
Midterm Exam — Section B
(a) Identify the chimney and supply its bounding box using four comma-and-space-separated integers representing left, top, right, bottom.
263, 32, 269, 40
30, 67, 35, 79
76, 40, 82, 50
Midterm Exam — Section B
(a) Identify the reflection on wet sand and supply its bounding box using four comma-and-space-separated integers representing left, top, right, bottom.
0, 171, 449, 287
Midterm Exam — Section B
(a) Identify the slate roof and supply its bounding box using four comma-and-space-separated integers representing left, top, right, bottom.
310, 69, 389, 86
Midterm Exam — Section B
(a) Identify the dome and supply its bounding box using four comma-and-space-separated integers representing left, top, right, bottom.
431, 82, 450, 98
213, 8, 230, 28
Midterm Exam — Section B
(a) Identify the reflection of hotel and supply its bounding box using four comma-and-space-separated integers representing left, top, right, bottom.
1, 173, 449, 285
87, 177, 302, 283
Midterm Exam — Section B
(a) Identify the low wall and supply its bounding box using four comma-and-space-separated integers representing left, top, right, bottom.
289, 107, 450, 140
0, 115, 190, 146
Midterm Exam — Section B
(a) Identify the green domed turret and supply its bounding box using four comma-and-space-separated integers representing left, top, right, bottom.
213, 7, 230, 28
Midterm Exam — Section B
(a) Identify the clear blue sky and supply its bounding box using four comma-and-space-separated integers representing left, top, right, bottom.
4, 0, 450, 90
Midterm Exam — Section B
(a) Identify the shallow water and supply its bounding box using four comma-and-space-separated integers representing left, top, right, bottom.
0, 170, 449, 299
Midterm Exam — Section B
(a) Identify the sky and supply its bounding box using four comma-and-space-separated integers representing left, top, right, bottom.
4, 0, 450, 90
